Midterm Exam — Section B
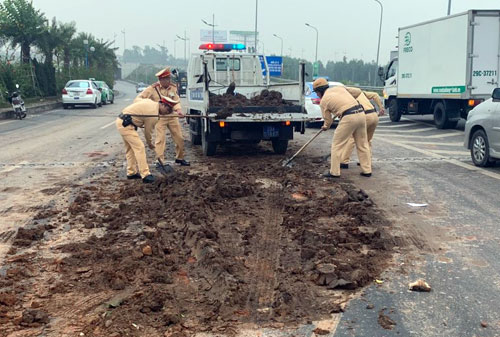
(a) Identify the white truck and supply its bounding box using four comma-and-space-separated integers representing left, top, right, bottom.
379, 10, 500, 129
186, 43, 308, 156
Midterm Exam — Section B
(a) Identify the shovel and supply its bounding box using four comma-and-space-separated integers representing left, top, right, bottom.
281, 129, 324, 167
156, 158, 175, 177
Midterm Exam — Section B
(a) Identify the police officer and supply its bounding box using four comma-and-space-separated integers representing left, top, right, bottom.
313, 78, 372, 178
138, 67, 190, 166
341, 87, 385, 169
116, 97, 178, 183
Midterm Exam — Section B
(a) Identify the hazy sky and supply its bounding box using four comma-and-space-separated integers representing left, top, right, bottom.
34, 0, 500, 65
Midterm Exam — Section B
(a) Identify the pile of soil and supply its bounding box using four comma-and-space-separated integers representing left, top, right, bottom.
1, 157, 395, 336
209, 89, 294, 119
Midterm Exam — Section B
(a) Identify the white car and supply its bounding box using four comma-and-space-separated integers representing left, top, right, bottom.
62, 80, 102, 109
464, 88, 500, 167
305, 81, 344, 126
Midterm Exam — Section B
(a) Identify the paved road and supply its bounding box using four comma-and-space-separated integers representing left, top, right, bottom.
1, 83, 500, 335
298, 114, 500, 336
0, 81, 139, 261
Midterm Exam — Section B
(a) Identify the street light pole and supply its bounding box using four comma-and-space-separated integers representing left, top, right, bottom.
447, 0, 451, 15
202, 15, 217, 44
254, 0, 258, 53
273, 34, 283, 58
176, 32, 188, 65
121, 30, 126, 55
83, 39, 89, 69
374, 0, 383, 85
174, 39, 178, 60
305, 23, 319, 77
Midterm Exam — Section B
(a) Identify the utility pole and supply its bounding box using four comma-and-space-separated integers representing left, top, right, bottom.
174, 39, 178, 60
121, 30, 126, 56
374, 0, 383, 85
447, 0, 451, 15
254, 0, 258, 53
202, 15, 217, 44
305, 23, 319, 77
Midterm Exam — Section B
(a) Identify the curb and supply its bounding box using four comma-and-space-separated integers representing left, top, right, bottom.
0, 101, 62, 120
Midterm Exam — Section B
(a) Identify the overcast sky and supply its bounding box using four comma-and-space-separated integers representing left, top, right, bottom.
34, 0, 499, 65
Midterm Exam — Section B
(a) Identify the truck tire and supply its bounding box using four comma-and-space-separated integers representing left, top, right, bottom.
433, 102, 458, 129
190, 119, 202, 145
202, 130, 217, 156
272, 139, 288, 154
470, 129, 494, 167
389, 99, 402, 122
190, 131, 202, 146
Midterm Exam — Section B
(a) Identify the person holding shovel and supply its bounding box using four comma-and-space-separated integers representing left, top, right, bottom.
116, 96, 179, 183
138, 67, 190, 166
312, 78, 371, 178
340, 87, 384, 169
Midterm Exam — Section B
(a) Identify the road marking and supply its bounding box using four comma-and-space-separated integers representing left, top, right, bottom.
381, 127, 436, 133
377, 123, 424, 128
377, 137, 500, 181
430, 149, 471, 156
0, 161, 29, 174
100, 121, 116, 129
124, 98, 132, 101
376, 132, 462, 139
399, 141, 464, 147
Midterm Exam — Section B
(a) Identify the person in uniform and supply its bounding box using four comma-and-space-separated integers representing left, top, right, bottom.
137, 67, 190, 166
340, 87, 385, 169
116, 97, 179, 183
313, 78, 372, 178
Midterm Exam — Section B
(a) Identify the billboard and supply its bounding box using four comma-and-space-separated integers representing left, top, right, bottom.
200, 29, 227, 43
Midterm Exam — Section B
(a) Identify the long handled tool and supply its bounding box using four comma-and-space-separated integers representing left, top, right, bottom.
156, 158, 175, 177
281, 129, 324, 167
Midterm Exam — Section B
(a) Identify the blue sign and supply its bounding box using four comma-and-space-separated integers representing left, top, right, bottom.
189, 87, 204, 101
259, 56, 283, 76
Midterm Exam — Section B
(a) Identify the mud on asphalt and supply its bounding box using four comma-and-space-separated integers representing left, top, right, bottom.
0, 146, 397, 336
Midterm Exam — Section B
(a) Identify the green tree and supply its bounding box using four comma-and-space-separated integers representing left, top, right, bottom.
0, 0, 46, 63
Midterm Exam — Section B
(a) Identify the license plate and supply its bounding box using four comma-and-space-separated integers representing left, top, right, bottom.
74, 97, 80, 100
263, 126, 279, 138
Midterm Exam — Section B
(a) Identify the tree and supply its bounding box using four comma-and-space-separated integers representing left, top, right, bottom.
0, 0, 46, 63
57, 21, 76, 73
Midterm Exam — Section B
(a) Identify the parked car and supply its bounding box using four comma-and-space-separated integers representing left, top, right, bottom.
94, 81, 114, 105
136, 82, 147, 93
62, 80, 102, 109
304, 81, 343, 127
464, 88, 500, 167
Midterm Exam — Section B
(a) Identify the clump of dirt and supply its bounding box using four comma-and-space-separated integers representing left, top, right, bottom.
1, 156, 396, 336
378, 308, 397, 330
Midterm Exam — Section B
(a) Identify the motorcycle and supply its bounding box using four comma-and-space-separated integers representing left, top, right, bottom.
6, 84, 27, 120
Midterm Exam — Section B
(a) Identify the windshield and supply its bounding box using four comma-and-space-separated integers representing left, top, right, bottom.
67, 81, 90, 88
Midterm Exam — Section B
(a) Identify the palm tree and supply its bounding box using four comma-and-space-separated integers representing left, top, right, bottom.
57, 21, 76, 72
35, 17, 62, 66
0, 0, 46, 63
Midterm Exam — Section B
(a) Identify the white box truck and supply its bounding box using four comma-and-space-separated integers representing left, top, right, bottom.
379, 10, 500, 129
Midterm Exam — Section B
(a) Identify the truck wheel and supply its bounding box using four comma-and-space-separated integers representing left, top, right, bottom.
389, 99, 402, 122
202, 130, 217, 156
63, 104, 68, 109
470, 129, 494, 167
433, 102, 457, 129
272, 139, 288, 154
190, 131, 202, 146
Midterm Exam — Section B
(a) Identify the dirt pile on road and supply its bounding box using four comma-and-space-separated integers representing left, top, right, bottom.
1, 157, 395, 336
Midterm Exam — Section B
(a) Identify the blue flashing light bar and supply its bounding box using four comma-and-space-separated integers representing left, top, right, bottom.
199, 43, 246, 52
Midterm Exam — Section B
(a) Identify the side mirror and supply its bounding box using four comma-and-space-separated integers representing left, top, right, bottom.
15, 84, 19, 89
492, 88, 500, 102
378, 67, 385, 80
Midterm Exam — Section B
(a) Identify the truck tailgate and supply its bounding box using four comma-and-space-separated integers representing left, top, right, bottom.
207, 106, 309, 122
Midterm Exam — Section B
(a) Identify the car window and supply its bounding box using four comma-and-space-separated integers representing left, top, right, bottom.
92, 82, 98, 89
67, 81, 90, 88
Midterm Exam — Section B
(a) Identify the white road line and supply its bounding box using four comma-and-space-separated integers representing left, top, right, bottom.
377, 123, 428, 129
0, 160, 29, 174
376, 132, 462, 139
381, 127, 436, 133
377, 137, 500, 181
399, 141, 464, 147
100, 121, 116, 129
430, 149, 471, 156
124, 98, 132, 101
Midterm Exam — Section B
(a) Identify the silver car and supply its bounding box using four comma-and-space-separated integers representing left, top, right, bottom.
62, 80, 102, 109
464, 88, 500, 167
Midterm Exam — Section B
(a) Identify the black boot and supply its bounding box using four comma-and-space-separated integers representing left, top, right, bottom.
142, 175, 155, 183
323, 172, 340, 178
340, 163, 349, 169
175, 159, 191, 166
127, 173, 141, 180
360, 172, 372, 177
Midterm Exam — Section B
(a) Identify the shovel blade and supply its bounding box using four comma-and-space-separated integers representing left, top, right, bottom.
156, 161, 175, 176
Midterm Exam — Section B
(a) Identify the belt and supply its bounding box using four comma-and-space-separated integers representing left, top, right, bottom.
118, 113, 138, 130
364, 109, 377, 114
341, 105, 364, 118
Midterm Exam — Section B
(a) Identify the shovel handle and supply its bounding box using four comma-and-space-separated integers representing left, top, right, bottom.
285, 129, 324, 164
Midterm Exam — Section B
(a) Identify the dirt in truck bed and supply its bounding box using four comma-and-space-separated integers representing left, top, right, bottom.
0, 154, 396, 336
